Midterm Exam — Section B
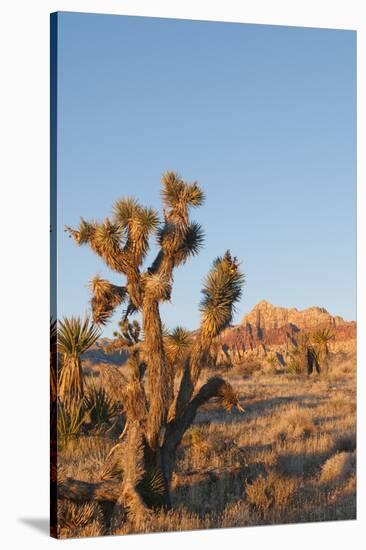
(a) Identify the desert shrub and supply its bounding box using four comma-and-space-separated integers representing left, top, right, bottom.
118, 505, 211, 535
219, 500, 251, 527
235, 360, 262, 379
58, 500, 103, 538
187, 426, 211, 454
319, 452, 356, 485
286, 339, 309, 377
57, 399, 89, 437
245, 472, 296, 514
84, 385, 121, 433
272, 409, 316, 443
286, 357, 305, 377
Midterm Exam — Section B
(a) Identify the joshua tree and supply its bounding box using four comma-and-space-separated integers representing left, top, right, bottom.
312, 328, 333, 373
58, 317, 100, 403
65, 172, 245, 525
287, 333, 320, 376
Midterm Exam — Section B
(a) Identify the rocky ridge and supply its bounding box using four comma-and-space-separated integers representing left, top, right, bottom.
82, 301, 356, 368
217, 300, 356, 364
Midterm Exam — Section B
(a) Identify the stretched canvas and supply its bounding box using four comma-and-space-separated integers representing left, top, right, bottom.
50, 11, 357, 539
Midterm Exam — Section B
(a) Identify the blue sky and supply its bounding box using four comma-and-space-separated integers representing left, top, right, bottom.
56, 12, 356, 336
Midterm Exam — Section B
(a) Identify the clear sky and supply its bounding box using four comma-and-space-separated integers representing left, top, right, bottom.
56, 12, 356, 336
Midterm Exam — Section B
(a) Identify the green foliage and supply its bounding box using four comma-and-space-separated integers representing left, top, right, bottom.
164, 326, 192, 366
312, 328, 333, 346
286, 333, 311, 377
84, 385, 121, 432
286, 358, 304, 377
200, 251, 245, 339
177, 222, 205, 261
58, 317, 100, 356
137, 467, 166, 506
57, 399, 89, 437
312, 328, 333, 362
112, 197, 141, 228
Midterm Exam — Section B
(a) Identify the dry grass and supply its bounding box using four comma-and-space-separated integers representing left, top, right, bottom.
319, 451, 356, 485
58, 501, 104, 538
56, 351, 356, 538
246, 472, 296, 513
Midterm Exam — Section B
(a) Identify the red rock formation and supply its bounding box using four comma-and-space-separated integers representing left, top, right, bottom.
218, 300, 356, 363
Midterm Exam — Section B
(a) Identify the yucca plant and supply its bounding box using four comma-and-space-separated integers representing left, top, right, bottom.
57, 399, 89, 437
84, 385, 121, 433
58, 317, 100, 403
287, 332, 321, 376
286, 357, 304, 377
164, 326, 192, 370
312, 328, 333, 373
65, 172, 245, 523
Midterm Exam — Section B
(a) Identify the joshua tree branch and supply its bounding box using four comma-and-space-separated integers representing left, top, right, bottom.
168, 335, 211, 421
161, 376, 243, 483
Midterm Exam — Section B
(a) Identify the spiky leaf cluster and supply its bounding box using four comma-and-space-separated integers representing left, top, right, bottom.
161, 171, 205, 211
58, 317, 100, 356
89, 275, 127, 325
312, 328, 333, 347
164, 326, 192, 367
200, 251, 245, 339
113, 198, 160, 266
84, 385, 121, 429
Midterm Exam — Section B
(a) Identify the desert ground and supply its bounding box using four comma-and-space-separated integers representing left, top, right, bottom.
56, 350, 356, 538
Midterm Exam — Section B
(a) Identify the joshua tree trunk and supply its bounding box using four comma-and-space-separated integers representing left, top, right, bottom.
142, 296, 173, 450
58, 354, 84, 402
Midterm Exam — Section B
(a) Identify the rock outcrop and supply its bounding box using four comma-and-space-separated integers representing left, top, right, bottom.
216, 300, 356, 365
241, 300, 347, 332
82, 301, 356, 369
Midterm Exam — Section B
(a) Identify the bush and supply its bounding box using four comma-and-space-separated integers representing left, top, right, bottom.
272, 409, 316, 443
235, 360, 262, 379
286, 357, 305, 376
245, 472, 296, 514
57, 400, 89, 437
319, 452, 356, 485
58, 501, 103, 538
188, 426, 211, 453
84, 385, 121, 433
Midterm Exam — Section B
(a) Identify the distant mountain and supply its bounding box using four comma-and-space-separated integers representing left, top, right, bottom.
217, 300, 356, 364
82, 301, 356, 368
241, 299, 350, 332
82, 338, 128, 369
